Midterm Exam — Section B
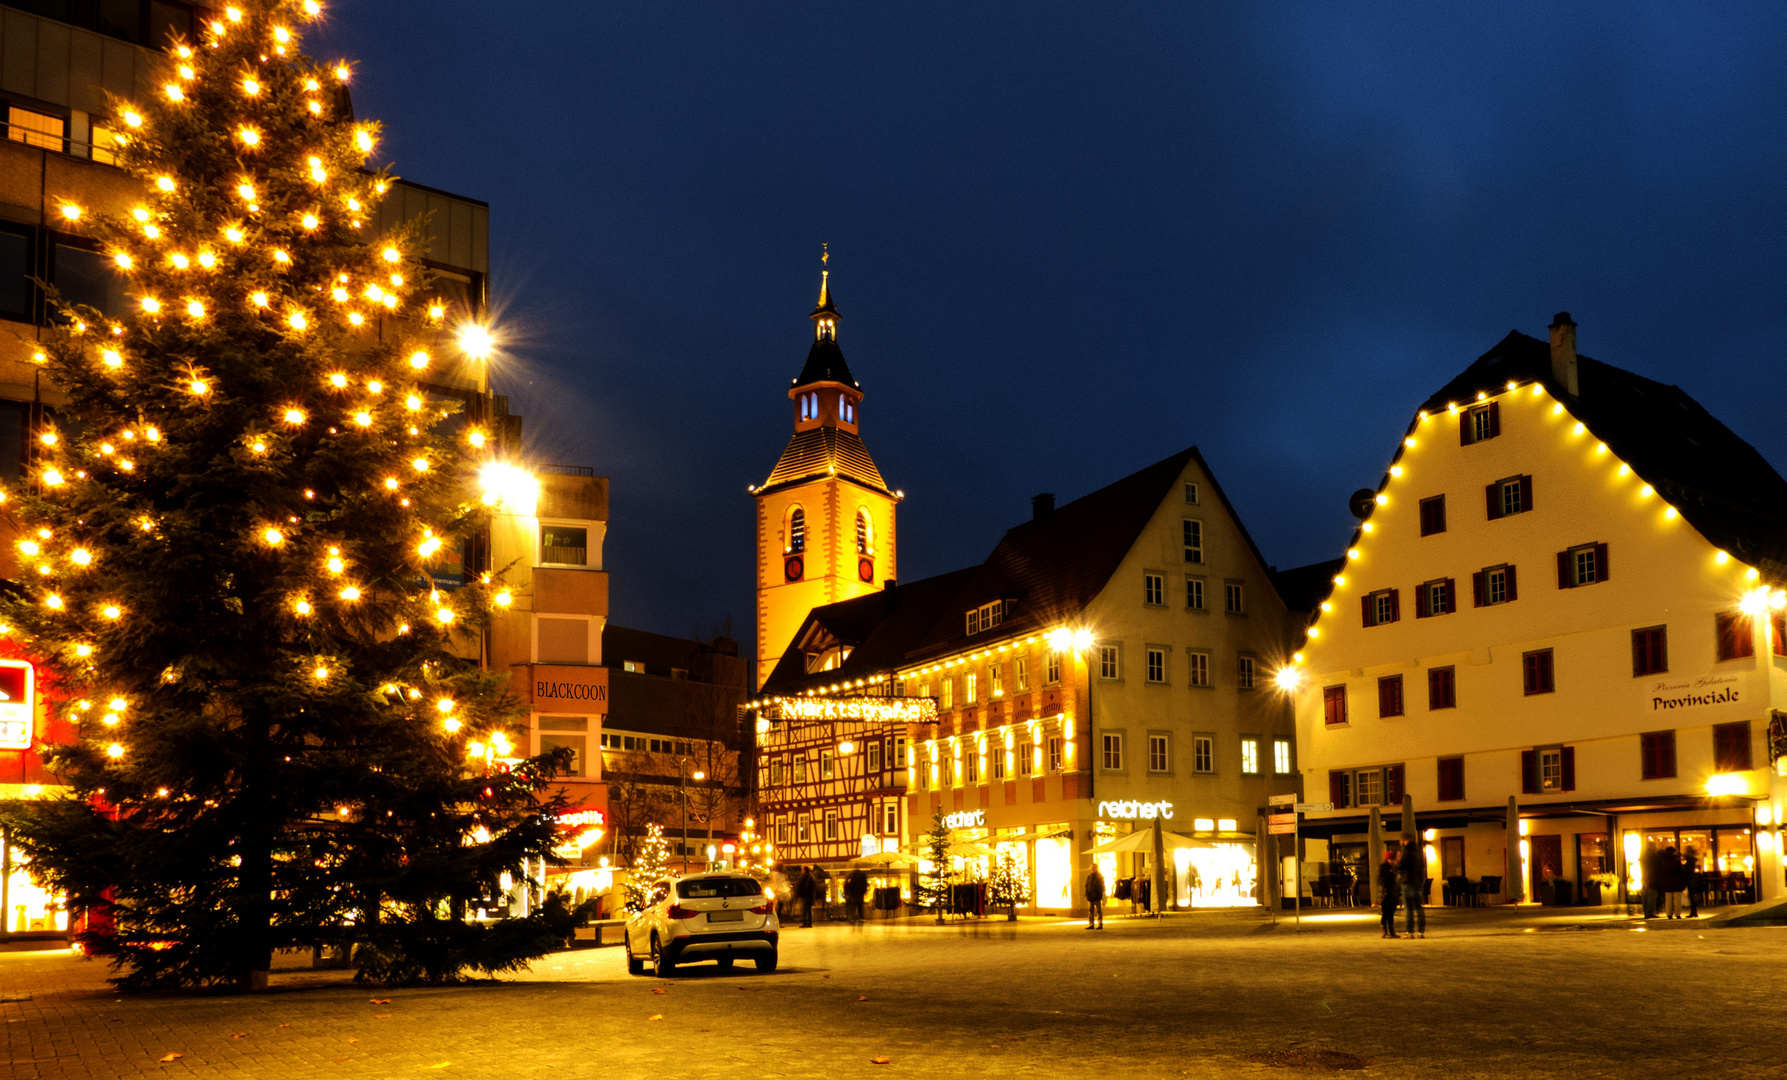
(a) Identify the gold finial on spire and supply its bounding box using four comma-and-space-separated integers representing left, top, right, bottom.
816, 243, 832, 314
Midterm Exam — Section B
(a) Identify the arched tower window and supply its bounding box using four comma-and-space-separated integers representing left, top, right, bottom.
787, 506, 806, 554
856, 508, 872, 554
841, 397, 856, 424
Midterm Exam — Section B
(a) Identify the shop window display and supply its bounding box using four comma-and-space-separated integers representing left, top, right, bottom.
1171, 843, 1257, 908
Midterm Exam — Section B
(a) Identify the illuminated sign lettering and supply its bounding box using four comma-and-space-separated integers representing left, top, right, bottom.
558, 809, 607, 827
0, 661, 33, 750
770, 696, 938, 724
1098, 800, 1174, 821
942, 810, 985, 829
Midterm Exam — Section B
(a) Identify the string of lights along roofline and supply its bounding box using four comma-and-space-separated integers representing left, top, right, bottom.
7, 0, 537, 768
1273, 379, 1784, 692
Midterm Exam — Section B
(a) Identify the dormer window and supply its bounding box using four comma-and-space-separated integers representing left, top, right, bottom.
965, 600, 1007, 636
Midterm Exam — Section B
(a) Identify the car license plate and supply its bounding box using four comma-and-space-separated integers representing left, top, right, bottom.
708, 910, 744, 923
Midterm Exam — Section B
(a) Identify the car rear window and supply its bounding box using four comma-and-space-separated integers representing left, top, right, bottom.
677, 877, 766, 899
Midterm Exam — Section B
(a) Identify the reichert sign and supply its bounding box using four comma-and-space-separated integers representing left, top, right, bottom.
1650, 674, 1742, 712
517, 664, 610, 713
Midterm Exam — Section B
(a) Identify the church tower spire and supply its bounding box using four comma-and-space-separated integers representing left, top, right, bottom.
751, 251, 900, 690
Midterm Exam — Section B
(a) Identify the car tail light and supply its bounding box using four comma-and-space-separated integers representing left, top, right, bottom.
668, 904, 695, 920
749, 902, 772, 915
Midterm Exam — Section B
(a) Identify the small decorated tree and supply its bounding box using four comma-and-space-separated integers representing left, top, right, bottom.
918, 814, 953, 923
986, 849, 1030, 921
624, 823, 673, 912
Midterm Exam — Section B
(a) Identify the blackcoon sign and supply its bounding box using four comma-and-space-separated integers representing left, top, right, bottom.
515, 664, 609, 712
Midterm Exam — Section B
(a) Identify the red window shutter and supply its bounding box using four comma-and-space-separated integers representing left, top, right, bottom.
1486, 482, 1502, 521
1775, 613, 1787, 657
1631, 631, 1645, 676
1556, 551, 1570, 589
1330, 770, 1349, 809
1362, 595, 1374, 627
1460, 410, 1473, 445
1521, 475, 1534, 513
1415, 584, 1429, 618
1386, 764, 1405, 806
1662, 732, 1677, 778
1505, 564, 1518, 601
1593, 542, 1608, 581
1487, 401, 1501, 437
1520, 750, 1539, 794
1442, 578, 1456, 614
1472, 571, 1485, 607
1388, 589, 1400, 622
1560, 746, 1576, 791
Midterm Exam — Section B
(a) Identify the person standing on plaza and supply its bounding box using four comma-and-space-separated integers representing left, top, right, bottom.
1683, 844, 1702, 918
796, 866, 817, 928
1662, 846, 1685, 919
1085, 866, 1107, 929
769, 867, 791, 921
1398, 837, 1427, 939
1641, 845, 1661, 920
844, 867, 870, 925
1377, 848, 1401, 939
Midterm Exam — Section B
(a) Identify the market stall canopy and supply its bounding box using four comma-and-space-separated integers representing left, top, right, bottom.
1088, 830, 1213, 855
854, 850, 922, 868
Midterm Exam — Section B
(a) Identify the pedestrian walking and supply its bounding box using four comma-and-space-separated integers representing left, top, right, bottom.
796, 866, 817, 928
844, 868, 870, 925
1085, 866, 1106, 929
1662, 846, 1685, 919
768, 868, 791, 921
1376, 848, 1401, 939
1683, 845, 1702, 918
1398, 837, 1426, 939
1641, 846, 1661, 920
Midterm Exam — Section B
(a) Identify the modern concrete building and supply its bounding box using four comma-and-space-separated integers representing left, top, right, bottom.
1291, 316, 1786, 909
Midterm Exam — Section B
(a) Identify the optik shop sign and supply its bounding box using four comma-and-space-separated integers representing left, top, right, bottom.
1649, 674, 1742, 712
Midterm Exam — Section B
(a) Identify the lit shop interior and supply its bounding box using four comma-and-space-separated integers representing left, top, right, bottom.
1089, 807, 1260, 909
1, 832, 67, 936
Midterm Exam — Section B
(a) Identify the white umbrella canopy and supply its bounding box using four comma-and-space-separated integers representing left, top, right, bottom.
951, 841, 1001, 859
855, 850, 922, 868
1088, 830, 1213, 855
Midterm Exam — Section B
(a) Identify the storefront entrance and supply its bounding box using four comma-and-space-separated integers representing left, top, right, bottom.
1529, 834, 1563, 900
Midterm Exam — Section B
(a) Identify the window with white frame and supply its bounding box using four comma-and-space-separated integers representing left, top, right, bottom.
1019, 739, 1034, 774
1183, 519, 1204, 563
794, 756, 808, 783
1185, 482, 1200, 505
1099, 645, 1121, 680
824, 810, 839, 841
1046, 652, 1062, 684
1194, 734, 1215, 774
1148, 733, 1170, 773
1146, 647, 1166, 684
820, 749, 834, 779
1188, 650, 1211, 687
1144, 572, 1165, 605
776, 815, 789, 844
992, 747, 1006, 780
965, 752, 979, 784
965, 600, 1006, 635
1101, 732, 1124, 771
965, 672, 978, 704
990, 663, 1003, 697
770, 758, 783, 786
797, 814, 810, 842
1015, 656, 1030, 691
1273, 739, 1292, 774
883, 801, 899, 836
942, 679, 954, 709
1237, 655, 1256, 690
867, 741, 882, 773
1240, 737, 1261, 775
1225, 581, 1245, 614
1540, 746, 1564, 792
1186, 577, 1206, 611
1047, 735, 1063, 771
540, 523, 589, 566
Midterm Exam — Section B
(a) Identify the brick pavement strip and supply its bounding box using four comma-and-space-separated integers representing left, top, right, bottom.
3, 908, 1784, 1079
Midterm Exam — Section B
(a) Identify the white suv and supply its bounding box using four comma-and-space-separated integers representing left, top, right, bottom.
625, 872, 779, 977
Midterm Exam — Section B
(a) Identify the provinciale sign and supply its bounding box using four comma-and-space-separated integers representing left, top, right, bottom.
766, 695, 939, 724
1650, 675, 1743, 712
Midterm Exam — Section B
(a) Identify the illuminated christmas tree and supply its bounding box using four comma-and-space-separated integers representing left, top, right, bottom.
918, 814, 953, 922
0, 0, 571, 989
986, 849, 1030, 921
625, 823, 673, 911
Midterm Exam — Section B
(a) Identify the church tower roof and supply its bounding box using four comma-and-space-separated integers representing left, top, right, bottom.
795, 246, 857, 389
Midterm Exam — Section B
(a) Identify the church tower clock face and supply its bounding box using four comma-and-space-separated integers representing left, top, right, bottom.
751, 252, 900, 690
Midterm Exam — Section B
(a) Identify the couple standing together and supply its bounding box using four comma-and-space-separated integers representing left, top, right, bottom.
1377, 838, 1428, 939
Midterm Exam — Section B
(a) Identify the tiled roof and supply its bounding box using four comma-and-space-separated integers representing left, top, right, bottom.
1272, 559, 1348, 615
759, 426, 890, 495
1418, 330, 1787, 578
760, 568, 979, 695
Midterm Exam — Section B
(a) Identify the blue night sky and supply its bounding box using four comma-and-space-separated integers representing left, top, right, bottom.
317, 3, 1787, 653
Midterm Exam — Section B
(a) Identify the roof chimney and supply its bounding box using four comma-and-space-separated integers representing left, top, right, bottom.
1548, 312, 1579, 397
1031, 493, 1055, 521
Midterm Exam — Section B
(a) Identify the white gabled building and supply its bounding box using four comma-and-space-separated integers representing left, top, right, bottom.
1291, 315, 1787, 908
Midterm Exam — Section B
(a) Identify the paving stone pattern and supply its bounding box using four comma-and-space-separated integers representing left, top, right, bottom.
2, 907, 1783, 1079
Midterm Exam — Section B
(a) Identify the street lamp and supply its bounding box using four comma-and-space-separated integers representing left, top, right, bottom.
680, 758, 706, 874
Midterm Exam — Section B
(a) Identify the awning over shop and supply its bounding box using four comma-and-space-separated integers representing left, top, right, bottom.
1088, 829, 1212, 855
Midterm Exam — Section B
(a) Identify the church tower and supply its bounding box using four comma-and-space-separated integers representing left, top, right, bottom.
752, 256, 899, 690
